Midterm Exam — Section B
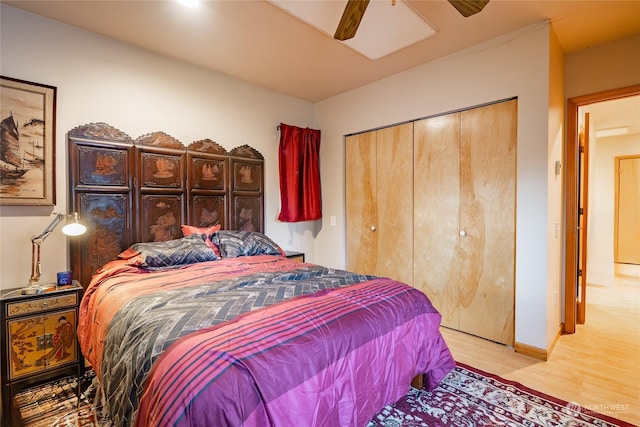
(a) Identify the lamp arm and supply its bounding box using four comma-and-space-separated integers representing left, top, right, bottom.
31, 213, 65, 245
25, 212, 85, 291
29, 241, 42, 285
28, 213, 65, 286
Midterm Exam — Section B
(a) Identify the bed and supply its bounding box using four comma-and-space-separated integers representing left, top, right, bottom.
68, 123, 455, 426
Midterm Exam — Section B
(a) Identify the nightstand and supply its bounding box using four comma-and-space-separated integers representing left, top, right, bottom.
1, 283, 84, 426
285, 251, 305, 263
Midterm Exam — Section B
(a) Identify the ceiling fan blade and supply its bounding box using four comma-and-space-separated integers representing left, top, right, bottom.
334, 0, 370, 41
448, 0, 489, 17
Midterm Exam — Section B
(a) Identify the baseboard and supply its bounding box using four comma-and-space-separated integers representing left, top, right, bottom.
514, 342, 547, 360
547, 324, 563, 355
514, 325, 562, 361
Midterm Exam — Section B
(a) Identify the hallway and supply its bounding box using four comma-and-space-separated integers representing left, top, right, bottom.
441, 276, 640, 425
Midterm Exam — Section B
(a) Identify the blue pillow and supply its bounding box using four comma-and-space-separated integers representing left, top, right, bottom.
211, 231, 285, 258
119, 234, 219, 268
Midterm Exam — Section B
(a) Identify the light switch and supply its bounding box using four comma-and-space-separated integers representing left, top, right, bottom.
555, 161, 562, 176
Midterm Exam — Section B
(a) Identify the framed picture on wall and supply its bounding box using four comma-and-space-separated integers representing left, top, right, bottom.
0, 76, 57, 206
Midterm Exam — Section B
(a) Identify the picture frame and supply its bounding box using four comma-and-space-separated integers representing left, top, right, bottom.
1, 76, 57, 206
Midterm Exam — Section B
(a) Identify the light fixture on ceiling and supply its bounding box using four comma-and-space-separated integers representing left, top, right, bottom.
177, 0, 199, 8
595, 126, 629, 138
269, 0, 437, 60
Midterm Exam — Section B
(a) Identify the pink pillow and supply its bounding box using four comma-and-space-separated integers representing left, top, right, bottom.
181, 224, 222, 256
118, 246, 140, 259
181, 224, 221, 236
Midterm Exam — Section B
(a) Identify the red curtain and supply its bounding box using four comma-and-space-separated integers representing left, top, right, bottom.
277, 123, 322, 222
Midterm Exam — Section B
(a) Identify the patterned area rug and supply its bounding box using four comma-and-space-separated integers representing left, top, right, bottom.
369, 363, 634, 427
12, 372, 104, 427
12, 363, 633, 427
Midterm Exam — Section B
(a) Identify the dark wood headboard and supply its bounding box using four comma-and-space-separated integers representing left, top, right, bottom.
67, 122, 264, 288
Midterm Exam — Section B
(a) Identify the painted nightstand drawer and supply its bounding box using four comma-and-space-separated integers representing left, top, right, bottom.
6, 294, 77, 318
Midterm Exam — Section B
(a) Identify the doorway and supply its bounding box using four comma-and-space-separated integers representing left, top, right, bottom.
564, 84, 640, 333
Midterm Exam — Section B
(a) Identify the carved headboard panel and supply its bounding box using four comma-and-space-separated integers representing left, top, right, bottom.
67, 122, 264, 288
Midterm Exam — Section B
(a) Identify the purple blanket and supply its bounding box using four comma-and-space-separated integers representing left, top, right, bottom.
135, 278, 455, 426
79, 256, 454, 425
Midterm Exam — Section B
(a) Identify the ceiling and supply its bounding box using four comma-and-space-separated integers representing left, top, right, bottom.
4, 0, 640, 103
3, 0, 639, 136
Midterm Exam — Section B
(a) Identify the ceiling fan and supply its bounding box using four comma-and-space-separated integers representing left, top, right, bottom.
334, 0, 490, 41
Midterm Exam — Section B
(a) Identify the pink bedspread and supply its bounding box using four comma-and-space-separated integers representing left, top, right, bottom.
78, 256, 454, 426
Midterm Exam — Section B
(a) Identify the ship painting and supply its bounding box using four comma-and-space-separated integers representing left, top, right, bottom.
0, 113, 28, 179
1, 77, 55, 204
24, 139, 44, 168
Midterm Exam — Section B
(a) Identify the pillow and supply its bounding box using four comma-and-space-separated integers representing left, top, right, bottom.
211, 230, 286, 258
181, 224, 221, 236
181, 224, 222, 256
117, 246, 140, 260
118, 234, 219, 268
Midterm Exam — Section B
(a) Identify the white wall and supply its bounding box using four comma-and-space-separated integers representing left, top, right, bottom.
564, 33, 640, 99
313, 22, 555, 349
0, 5, 314, 289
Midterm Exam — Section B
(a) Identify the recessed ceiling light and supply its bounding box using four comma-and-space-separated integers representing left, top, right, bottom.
177, 0, 199, 8
595, 127, 629, 138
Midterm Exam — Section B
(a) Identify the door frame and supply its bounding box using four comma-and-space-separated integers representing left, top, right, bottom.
577, 112, 590, 325
564, 84, 640, 334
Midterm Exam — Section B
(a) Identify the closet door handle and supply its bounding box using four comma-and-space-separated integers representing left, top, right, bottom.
370, 225, 377, 231
459, 230, 467, 237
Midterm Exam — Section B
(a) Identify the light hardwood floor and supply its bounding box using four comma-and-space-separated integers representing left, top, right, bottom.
440, 278, 640, 426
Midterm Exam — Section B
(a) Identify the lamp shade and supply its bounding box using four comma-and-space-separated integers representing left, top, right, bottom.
62, 222, 86, 236
61, 212, 87, 236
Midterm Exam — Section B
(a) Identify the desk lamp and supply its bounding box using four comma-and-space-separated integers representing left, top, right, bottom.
22, 212, 87, 295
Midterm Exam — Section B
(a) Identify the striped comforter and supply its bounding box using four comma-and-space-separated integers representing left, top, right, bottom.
78, 255, 455, 426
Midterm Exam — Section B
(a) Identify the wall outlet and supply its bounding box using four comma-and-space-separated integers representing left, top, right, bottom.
330, 216, 336, 226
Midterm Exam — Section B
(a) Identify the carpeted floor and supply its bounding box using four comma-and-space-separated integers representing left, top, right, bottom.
11, 363, 634, 427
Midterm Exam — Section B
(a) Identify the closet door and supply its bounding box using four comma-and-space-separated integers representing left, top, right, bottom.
615, 156, 640, 265
458, 99, 516, 345
346, 123, 413, 284
413, 99, 516, 345
413, 114, 461, 329
376, 124, 414, 283
346, 130, 377, 275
